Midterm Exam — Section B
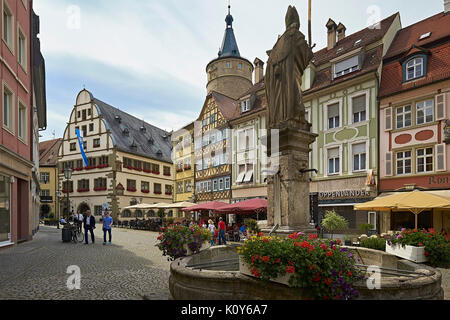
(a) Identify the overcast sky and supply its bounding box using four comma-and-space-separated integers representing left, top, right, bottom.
34, 0, 445, 141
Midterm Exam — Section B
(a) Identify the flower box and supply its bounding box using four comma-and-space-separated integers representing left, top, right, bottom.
153, 171, 160, 175
127, 188, 137, 192
124, 165, 133, 170
97, 164, 109, 169
94, 187, 107, 192
183, 242, 211, 256
385, 242, 427, 263
154, 191, 162, 195
239, 256, 291, 286
143, 169, 152, 174
165, 192, 173, 196
141, 190, 150, 194
77, 188, 89, 193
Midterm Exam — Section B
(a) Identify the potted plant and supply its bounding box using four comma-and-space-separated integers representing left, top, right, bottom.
344, 235, 353, 246
157, 224, 212, 261
246, 219, 260, 237
238, 232, 363, 300
321, 210, 349, 239
386, 228, 449, 267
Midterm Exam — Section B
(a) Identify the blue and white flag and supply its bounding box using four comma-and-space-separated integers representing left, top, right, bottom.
75, 128, 89, 167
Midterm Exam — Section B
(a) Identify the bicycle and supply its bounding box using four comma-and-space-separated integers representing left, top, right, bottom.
68, 222, 84, 243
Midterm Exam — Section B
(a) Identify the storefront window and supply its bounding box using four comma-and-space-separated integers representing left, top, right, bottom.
0, 175, 11, 242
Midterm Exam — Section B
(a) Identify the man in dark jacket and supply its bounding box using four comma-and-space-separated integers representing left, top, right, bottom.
83, 210, 96, 244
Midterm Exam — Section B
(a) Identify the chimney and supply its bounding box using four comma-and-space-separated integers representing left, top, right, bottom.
254, 58, 265, 84
445, 0, 450, 13
326, 19, 337, 50
336, 23, 346, 42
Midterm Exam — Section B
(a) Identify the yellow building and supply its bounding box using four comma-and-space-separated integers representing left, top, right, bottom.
173, 122, 195, 206
58, 89, 174, 221
38, 139, 62, 219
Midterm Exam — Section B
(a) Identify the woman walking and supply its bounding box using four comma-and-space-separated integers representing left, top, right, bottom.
208, 219, 216, 246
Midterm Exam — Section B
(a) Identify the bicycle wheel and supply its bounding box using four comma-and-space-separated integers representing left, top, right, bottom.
76, 229, 84, 243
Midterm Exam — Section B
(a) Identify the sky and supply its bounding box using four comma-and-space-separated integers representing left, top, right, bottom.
34, 0, 446, 141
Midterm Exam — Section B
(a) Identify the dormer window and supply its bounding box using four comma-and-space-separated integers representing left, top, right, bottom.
148, 137, 154, 145
241, 99, 251, 113
419, 32, 431, 40
405, 57, 424, 81
354, 39, 362, 47
334, 55, 359, 79
115, 115, 121, 123
157, 150, 163, 157
123, 127, 129, 136
140, 126, 146, 132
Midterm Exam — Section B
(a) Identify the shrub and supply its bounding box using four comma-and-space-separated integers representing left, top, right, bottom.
321, 210, 349, 239
166, 217, 175, 225
238, 232, 363, 300
246, 219, 261, 234
360, 237, 386, 251
157, 224, 211, 261
157, 209, 166, 219
387, 228, 450, 268
359, 223, 374, 234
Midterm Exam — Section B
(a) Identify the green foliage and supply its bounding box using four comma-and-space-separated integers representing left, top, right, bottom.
321, 210, 349, 239
166, 217, 175, 225
157, 225, 211, 261
238, 232, 362, 300
387, 228, 449, 268
246, 219, 261, 233
360, 237, 386, 251
157, 209, 166, 219
359, 223, 374, 234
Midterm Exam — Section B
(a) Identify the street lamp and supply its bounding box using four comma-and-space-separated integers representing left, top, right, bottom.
64, 167, 73, 221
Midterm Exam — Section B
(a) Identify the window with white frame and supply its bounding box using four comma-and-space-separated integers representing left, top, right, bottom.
2, 86, 13, 132
396, 106, 412, 129
368, 212, 377, 230
213, 179, 218, 191
18, 103, 27, 141
352, 95, 366, 123
352, 143, 366, 172
417, 147, 433, 173
328, 103, 340, 129
206, 180, 212, 192
405, 58, 424, 81
327, 148, 340, 175
238, 128, 254, 151
218, 178, 224, 191
236, 163, 254, 184
2, 3, 14, 52
334, 55, 359, 78
40, 172, 50, 184
241, 99, 251, 112
225, 177, 231, 190
416, 99, 434, 125
18, 28, 27, 70
396, 151, 412, 175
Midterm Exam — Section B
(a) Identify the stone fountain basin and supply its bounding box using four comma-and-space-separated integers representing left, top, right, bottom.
169, 245, 443, 300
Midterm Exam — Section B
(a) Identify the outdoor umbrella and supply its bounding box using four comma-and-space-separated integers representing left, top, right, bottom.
123, 203, 154, 210
215, 198, 268, 214
167, 202, 197, 209
181, 201, 229, 212
354, 190, 450, 229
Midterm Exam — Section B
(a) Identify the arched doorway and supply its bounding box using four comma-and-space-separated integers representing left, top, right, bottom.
77, 203, 90, 215
122, 210, 132, 218
40, 205, 50, 218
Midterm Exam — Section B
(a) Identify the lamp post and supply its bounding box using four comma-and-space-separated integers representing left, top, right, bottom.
64, 168, 73, 221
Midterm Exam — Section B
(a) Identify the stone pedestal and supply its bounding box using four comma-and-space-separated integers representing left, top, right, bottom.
263, 120, 318, 236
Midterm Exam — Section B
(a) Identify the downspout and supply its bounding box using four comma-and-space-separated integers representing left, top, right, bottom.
375, 70, 381, 234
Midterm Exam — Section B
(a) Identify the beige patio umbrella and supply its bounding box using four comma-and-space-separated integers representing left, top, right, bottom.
123, 203, 154, 210
167, 202, 197, 209
354, 190, 450, 229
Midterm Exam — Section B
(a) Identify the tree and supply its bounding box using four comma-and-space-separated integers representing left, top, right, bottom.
321, 210, 349, 239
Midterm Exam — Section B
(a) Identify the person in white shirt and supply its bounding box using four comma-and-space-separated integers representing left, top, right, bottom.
76, 213, 83, 233
208, 220, 216, 246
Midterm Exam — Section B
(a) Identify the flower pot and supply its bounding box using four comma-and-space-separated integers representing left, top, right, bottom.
239, 256, 291, 286
183, 242, 211, 256
385, 242, 427, 263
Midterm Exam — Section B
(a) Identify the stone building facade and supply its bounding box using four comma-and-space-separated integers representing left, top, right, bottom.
1, 1, 46, 248
58, 89, 173, 221
38, 138, 61, 219
303, 13, 401, 234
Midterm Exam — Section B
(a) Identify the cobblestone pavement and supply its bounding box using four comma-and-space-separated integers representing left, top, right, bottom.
438, 268, 450, 300
0, 226, 171, 300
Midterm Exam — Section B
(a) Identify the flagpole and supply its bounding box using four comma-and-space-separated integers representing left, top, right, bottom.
308, 0, 312, 47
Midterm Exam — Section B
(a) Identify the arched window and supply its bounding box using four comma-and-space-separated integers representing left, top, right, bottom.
147, 210, 156, 218
168, 210, 173, 218
405, 57, 424, 81
135, 210, 143, 218
122, 210, 131, 218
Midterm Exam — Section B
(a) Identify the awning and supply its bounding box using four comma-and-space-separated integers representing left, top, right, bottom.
215, 198, 267, 214
181, 201, 229, 212
354, 190, 450, 228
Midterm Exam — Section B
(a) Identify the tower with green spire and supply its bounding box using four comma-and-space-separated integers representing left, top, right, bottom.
206, 3, 253, 100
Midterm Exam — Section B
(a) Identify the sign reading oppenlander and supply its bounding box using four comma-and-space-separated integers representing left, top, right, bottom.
319, 189, 372, 200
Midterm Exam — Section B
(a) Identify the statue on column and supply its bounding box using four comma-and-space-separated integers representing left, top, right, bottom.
265, 6, 314, 130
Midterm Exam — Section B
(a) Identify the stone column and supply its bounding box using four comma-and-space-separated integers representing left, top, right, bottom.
264, 120, 317, 235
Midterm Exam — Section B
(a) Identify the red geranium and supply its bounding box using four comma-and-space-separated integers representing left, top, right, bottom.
286, 266, 295, 274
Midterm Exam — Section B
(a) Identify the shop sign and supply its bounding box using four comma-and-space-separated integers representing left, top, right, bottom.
429, 176, 450, 185
319, 190, 371, 200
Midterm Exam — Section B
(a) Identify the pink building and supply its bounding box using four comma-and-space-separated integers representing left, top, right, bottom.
0, 0, 46, 248
379, 10, 450, 233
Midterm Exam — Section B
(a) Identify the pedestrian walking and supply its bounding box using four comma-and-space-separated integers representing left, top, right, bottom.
103, 211, 113, 245
218, 217, 226, 245
208, 219, 216, 246
83, 210, 96, 244
76, 212, 83, 233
